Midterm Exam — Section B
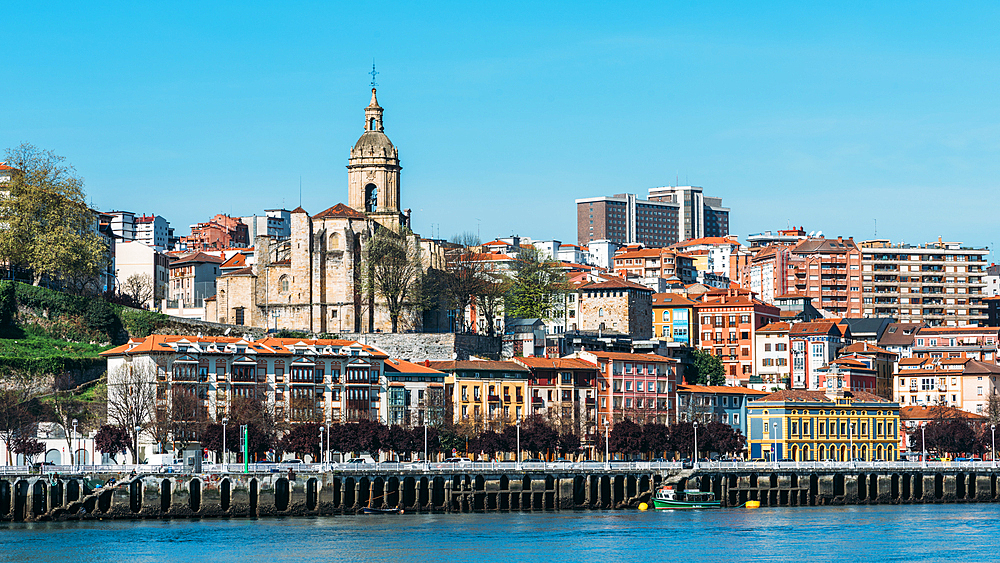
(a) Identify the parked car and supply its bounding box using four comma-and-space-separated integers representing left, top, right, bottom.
346, 458, 371, 464
523, 458, 544, 463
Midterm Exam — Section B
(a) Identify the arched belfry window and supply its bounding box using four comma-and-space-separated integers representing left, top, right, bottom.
369, 117, 376, 131
365, 184, 378, 212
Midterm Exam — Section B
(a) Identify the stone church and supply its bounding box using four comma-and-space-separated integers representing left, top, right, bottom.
206, 87, 445, 333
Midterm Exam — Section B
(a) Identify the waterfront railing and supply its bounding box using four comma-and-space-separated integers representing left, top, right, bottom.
3, 459, 999, 476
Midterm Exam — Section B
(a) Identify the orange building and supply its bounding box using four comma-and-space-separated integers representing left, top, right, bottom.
695, 290, 780, 386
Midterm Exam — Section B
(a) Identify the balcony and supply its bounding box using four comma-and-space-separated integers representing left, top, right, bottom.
531, 397, 544, 405
487, 395, 501, 403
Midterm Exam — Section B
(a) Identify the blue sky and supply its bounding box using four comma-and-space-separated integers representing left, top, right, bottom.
4, 1, 1000, 254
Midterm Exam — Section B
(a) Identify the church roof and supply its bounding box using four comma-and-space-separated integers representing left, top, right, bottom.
291, 207, 308, 214
314, 203, 366, 219
353, 131, 395, 154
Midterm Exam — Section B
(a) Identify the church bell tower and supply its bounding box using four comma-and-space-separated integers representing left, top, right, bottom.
348, 67, 403, 230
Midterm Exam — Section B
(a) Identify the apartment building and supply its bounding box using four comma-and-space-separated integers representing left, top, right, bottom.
859, 239, 989, 326
652, 292, 699, 344
911, 326, 999, 363
894, 357, 1000, 415
754, 322, 791, 390
101, 336, 388, 433
790, 321, 848, 391
613, 247, 696, 284
168, 252, 223, 309
135, 214, 171, 250
837, 341, 897, 398
430, 361, 530, 430
382, 359, 447, 427
675, 385, 767, 435
671, 236, 747, 282
576, 186, 729, 248
646, 185, 730, 241
514, 357, 599, 435
574, 351, 680, 427
696, 290, 781, 386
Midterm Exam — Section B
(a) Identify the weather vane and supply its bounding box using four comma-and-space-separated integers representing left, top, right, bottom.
370, 61, 378, 89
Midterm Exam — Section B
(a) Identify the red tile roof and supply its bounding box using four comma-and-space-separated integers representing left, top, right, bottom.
900, 405, 986, 421
313, 203, 366, 219
170, 252, 225, 266
585, 351, 677, 363
677, 385, 768, 395
839, 341, 896, 357
579, 277, 651, 291
514, 357, 599, 370
426, 360, 529, 372
384, 358, 446, 374
221, 254, 247, 269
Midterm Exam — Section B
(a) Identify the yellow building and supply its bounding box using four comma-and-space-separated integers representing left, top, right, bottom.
747, 389, 901, 462
429, 361, 530, 430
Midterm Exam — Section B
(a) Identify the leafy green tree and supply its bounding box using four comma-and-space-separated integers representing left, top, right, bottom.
505, 247, 568, 320
0, 281, 19, 337
0, 144, 108, 288
688, 350, 727, 386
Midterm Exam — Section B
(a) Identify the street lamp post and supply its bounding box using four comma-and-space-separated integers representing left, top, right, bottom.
693, 420, 699, 470
849, 422, 855, 467
134, 425, 141, 466
604, 421, 610, 470
319, 426, 325, 467
772, 422, 778, 467
921, 424, 927, 468
516, 420, 521, 469
222, 418, 228, 472
423, 424, 428, 469
992, 424, 996, 469
71, 418, 78, 472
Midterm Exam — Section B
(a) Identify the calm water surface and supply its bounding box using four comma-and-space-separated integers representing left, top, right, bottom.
1, 505, 997, 563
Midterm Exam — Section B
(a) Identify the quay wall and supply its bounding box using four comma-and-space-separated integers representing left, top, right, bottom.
2, 467, 997, 521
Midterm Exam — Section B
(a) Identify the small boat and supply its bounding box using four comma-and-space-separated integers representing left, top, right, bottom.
651, 486, 722, 510
358, 507, 404, 515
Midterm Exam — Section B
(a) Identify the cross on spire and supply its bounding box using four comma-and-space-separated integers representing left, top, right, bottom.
369, 61, 378, 89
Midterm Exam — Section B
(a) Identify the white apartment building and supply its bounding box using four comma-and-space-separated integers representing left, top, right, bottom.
135, 214, 171, 250
115, 240, 170, 309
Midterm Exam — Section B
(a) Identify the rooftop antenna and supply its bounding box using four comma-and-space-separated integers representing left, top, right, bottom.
299, 176, 302, 208
874, 219, 877, 238
370, 60, 378, 89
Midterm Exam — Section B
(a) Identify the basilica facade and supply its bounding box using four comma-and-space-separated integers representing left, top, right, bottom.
206, 87, 445, 333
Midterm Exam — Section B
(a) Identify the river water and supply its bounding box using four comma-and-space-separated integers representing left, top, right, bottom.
1, 505, 996, 563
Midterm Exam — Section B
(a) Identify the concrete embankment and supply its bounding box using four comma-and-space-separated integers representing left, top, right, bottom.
1, 466, 994, 521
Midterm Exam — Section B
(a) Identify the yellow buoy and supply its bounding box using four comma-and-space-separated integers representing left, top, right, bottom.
745, 500, 760, 509
638, 502, 648, 511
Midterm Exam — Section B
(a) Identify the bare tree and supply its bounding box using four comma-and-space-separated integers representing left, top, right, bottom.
477, 272, 510, 337
106, 361, 159, 463
121, 273, 154, 308
362, 224, 423, 333
48, 393, 95, 465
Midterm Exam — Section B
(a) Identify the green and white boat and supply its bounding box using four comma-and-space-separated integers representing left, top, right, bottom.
651, 486, 722, 510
